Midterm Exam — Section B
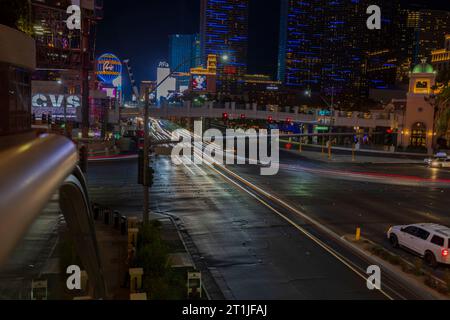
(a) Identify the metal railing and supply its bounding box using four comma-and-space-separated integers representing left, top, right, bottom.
0, 134, 106, 298
0, 134, 77, 265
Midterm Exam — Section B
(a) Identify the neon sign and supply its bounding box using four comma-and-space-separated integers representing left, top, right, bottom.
97, 53, 122, 84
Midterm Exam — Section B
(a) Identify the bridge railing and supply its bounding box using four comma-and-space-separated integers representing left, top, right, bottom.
0, 134, 106, 298
0, 135, 78, 265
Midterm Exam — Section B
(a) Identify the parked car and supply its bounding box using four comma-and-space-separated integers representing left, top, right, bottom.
387, 223, 450, 267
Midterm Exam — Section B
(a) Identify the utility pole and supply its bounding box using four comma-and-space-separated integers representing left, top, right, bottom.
81, 15, 91, 139
143, 87, 150, 225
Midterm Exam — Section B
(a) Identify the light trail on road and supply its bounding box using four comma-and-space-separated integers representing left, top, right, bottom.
280, 163, 450, 187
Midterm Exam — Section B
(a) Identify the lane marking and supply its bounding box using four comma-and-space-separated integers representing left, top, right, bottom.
158, 122, 403, 299
209, 164, 394, 300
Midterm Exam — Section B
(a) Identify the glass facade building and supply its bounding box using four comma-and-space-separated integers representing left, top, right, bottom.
200, 0, 249, 94
169, 34, 201, 90
168, 34, 201, 73
278, 0, 370, 105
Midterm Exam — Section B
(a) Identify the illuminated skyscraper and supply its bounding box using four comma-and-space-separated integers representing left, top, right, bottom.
277, 0, 323, 92
394, 7, 450, 85
278, 0, 369, 105
169, 34, 201, 73
169, 34, 201, 90
365, 2, 402, 90
200, 0, 249, 94
432, 35, 450, 73
415, 10, 450, 63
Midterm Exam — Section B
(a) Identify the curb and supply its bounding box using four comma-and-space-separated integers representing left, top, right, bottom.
341, 235, 448, 300
152, 212, 230, 301
211, 163, 443, 300
282, 148, 423, 165
88, 154, 138, 162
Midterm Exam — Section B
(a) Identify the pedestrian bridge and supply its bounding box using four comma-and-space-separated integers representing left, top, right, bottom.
121, 101, 398, 129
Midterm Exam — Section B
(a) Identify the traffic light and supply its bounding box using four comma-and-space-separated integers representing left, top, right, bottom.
385, 129, 394, 146
268, 116, 273, 123
222, 112, 229, 121
138, 149, 155, 187
240, 114, 246, 120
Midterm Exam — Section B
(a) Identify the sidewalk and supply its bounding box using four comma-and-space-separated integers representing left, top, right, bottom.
94, 221, 129, 300
284, 148, 424, 164
0, 193, 61, 299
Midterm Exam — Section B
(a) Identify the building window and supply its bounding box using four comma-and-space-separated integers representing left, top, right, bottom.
410, 122, 427, 147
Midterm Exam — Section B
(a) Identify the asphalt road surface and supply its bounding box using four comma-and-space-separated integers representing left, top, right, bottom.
227, 150, 450, 277
88, 157, 395, 300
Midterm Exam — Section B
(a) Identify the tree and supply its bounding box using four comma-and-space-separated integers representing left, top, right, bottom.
0, 0, 32, 34
429, 69, 450, 145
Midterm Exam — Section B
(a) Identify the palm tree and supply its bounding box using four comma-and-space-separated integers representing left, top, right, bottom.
430, 70, 450, 146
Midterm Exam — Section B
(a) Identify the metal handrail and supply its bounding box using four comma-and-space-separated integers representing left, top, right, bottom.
0, 134, 78, 265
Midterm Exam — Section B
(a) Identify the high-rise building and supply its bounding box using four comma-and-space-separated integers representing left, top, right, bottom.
395, 8, 450, 85
415, 10, 450, 63
169, 34, 201, 90
432, 35, 450, 74
156, 62, 176, 103
319, 0, 369, 104
200, 0, 249, 94
278, 0, 369, 106
31, 0, 102, 70
365, 2, 403, 90
169, 34, 201, 73
277, 1, 450, 106
277, 0, 323, 92
30, 0, 104, 128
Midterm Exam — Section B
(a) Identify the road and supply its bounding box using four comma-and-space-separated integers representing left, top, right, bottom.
88, 155, 408, 300
227, 150, 450, 276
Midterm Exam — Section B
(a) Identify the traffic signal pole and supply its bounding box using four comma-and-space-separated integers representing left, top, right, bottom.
81, 16, 91, 139
143, 87, 150, 225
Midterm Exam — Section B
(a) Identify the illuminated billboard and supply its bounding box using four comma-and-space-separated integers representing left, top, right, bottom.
97, 53, 122, 84
31, 94, 81, 119
192, 75, 207, 91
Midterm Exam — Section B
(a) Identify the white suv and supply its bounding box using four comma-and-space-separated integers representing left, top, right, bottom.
387, 223, 450, 267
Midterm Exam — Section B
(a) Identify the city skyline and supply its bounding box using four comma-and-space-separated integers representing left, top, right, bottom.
3, 0, 450, 306
97, 0, 449, 100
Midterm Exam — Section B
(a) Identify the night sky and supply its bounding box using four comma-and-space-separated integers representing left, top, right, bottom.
96, 0, 448, 100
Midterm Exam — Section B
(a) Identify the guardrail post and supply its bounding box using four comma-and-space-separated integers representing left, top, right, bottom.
121, 216, 127, 235
114, 211, 120, 230
352, 143, 356, 162
355, 227, 361, 241
92, 204, 100, 220
104, 208, 111, 225
79, 145, 88, 173
328, 140, 332, 160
